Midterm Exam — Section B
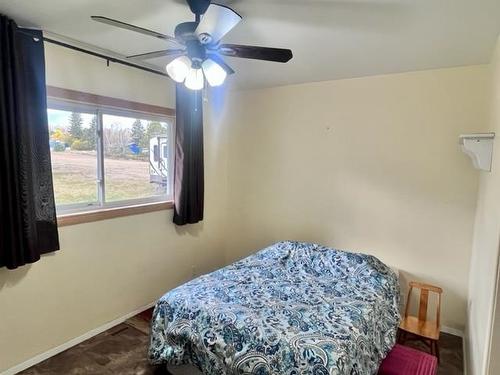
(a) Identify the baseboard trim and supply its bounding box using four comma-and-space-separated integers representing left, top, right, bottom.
1, 301, 156, 375
441, 325, 464, 338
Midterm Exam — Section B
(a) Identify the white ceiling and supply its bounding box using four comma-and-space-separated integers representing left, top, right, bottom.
1, 0, 500, 89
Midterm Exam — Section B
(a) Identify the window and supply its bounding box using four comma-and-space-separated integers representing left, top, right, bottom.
47, 98, 174, 216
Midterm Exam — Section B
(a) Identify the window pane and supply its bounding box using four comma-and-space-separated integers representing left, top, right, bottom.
102, 114, 169, 202
48, 108, 98, 206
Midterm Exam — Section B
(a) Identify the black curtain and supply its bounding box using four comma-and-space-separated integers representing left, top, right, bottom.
173, 84, 204, 225
0, 15, 59, 269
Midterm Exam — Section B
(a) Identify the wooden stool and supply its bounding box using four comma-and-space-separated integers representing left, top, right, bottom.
398, 281, 442, 361
379, 344, 438, 375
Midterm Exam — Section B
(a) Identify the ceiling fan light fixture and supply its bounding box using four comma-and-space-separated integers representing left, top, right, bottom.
92, 2, 293, 91
185, 67, 204, 90
166, 56, 191, 83
202, 58, 227, 87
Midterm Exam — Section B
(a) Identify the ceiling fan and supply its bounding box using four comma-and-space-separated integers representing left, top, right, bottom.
91, 0, 293, 90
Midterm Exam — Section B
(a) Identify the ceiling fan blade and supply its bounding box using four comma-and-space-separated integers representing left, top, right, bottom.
219, 44, 293, 63
91, 16, 182, 46
207, 54, 235, 75
195, 4, 242, 45
127, 49, 186, 60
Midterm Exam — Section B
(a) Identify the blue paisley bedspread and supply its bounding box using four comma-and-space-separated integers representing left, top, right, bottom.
148, 241, 400, 374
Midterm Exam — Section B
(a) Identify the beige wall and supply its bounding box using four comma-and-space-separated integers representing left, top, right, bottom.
0, 43, 229, 372
0, 42, 494, 374
467, 37, 500, 375
224, 66, 489, 332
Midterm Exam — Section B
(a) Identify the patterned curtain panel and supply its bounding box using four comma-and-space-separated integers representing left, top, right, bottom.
173, 84, 204, 225
0, 15, 59, 269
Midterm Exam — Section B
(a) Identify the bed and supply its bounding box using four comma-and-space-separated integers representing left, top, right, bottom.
148, 241, 400, 374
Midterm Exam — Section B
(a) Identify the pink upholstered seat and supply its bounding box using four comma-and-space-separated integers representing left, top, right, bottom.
378, 344, 438, 375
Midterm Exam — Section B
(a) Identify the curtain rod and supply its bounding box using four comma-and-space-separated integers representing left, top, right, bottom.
43, 37, 169, 78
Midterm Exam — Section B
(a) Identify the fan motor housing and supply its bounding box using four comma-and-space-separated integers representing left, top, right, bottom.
174, 21, 198, 40
186, 39, 206, 64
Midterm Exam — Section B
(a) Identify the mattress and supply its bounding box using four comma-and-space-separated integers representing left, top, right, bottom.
148, 241, 400, 374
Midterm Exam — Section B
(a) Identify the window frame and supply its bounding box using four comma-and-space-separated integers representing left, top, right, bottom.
46, 88, 176, 222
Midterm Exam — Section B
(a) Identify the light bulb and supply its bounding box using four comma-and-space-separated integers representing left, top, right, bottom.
166, 56, 191, 83
202, 59, 227, 87
184, 67, 204, 90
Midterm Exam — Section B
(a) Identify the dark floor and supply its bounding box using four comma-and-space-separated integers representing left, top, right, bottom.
19, 323, 156, 375
19, 314, 196, 375
19, 312, 463, 375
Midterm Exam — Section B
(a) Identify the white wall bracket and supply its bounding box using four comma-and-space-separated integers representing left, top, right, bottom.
459, 133, 495, 171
